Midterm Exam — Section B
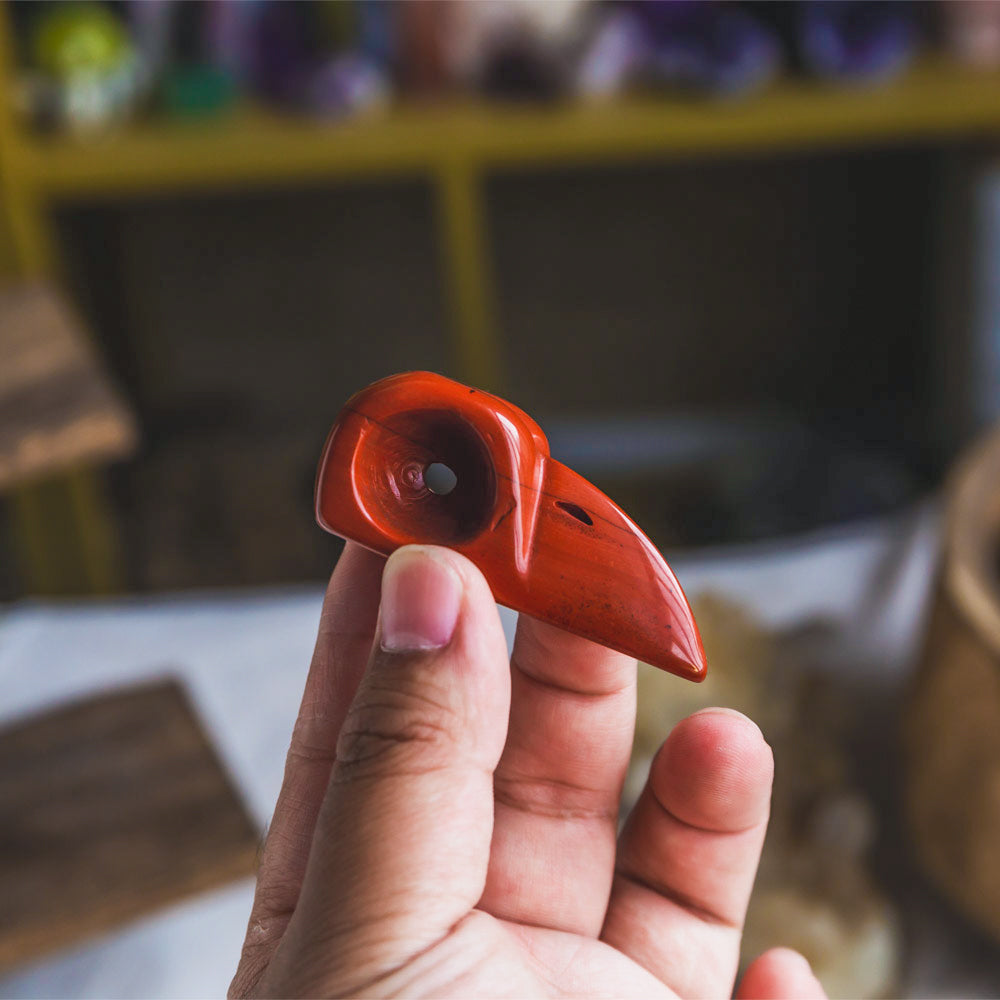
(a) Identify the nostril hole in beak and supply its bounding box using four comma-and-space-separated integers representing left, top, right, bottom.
556, 501, 593, 526
425, 462, 458, 496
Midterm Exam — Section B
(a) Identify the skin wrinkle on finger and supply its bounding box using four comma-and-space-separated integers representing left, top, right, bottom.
503, 622, 636, 807
338, 689, 459, 749
332, 647, 500, 779
615, 867, 745, 931
649, 791, 768, 838
512, 616, 638, 697
510, 656, 635, 700
629, 769, 772, 858
283, 716, 342, 764
489, 676, 633, 824
603, 879, 741, 992
493, 773, 621, 823
615, 822, 769, 931
349, 672, 459, 719
510, 651, 637, 722
600, 712, 774, 998
492, 714, 631, 818
509, 668, 635, 749
334, 732, 466, 778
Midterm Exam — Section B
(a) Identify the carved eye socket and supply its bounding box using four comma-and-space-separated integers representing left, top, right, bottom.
359, 409, 497, 545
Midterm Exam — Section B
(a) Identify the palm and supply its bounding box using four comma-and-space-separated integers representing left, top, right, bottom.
359, 913, 679, 998
435, 916, 679, 998
230, 545, 822, 1000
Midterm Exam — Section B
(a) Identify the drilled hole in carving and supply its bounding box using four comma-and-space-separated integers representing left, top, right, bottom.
556, 501, 593, 526
425, 462, 457, 496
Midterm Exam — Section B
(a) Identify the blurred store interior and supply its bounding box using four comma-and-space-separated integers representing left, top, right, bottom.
2, 1, 1000, 997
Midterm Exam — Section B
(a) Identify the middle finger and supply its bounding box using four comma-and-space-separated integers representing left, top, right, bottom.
480, 615, 637, 936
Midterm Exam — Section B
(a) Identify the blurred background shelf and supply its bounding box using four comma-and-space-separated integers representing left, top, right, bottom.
2, 1, 1000, 599
12, 60, 1000, 197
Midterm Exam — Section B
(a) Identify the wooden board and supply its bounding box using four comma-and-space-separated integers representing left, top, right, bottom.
0, 680, 260, 973
0, 283, 136, 491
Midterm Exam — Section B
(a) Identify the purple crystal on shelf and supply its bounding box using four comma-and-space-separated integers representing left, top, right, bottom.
247, 0, 388, 116
799, 1, 916, 82
632, 1, 783, 96
307, 53, 387, 118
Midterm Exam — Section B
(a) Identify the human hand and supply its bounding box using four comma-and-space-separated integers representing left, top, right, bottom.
230, 543, 826, 998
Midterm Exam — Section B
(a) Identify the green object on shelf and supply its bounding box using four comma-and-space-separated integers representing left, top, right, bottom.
33, 3, 131, 80
162, 66, 237, 118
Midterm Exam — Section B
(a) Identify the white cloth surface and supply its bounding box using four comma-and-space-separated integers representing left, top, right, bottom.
0, 505, 940, 998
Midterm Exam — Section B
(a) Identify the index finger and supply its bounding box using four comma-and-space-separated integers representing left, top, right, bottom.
231, 542, 384, 997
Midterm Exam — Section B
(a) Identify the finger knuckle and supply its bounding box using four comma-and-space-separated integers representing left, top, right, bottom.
493, 771, 618, 822
334, 681, 459, 779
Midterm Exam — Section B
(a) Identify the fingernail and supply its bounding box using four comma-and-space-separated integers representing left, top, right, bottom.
380, 547, 462, 653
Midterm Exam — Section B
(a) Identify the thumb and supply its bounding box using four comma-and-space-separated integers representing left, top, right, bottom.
265, 545, 512, 996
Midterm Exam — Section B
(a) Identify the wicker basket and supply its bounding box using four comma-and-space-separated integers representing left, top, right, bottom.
904, 427, 1000, 941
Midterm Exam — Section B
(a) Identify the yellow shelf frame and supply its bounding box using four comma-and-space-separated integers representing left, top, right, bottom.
11, 60, 1000, 197
3, 12, 1000, 593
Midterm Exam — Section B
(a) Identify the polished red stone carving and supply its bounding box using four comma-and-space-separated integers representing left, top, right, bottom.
315, 372, 706, 682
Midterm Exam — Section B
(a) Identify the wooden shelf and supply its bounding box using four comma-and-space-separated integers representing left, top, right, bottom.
12, 59, 1000, 199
